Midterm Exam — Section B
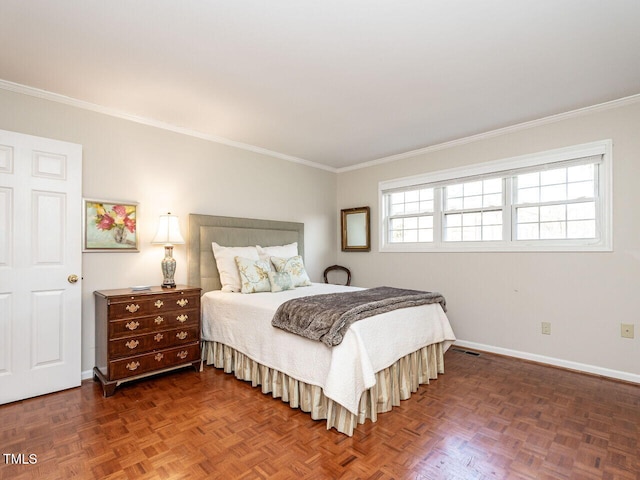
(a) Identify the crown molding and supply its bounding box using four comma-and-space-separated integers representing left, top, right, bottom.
0, 79, 337, 173
337, 93, 640, 173
3, 78, 639, 175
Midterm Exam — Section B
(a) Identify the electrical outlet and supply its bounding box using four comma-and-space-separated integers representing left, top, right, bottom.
621, 323, 634, 339
541, 322, 551, 335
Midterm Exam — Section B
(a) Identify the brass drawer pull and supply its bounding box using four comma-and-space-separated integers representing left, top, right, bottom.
176, 314, 188, 323
125, 321, 140, 331
177, 298, 189, 307
177, 350, 188, 360
154, 300, 164, 308
176, 331, 188, 340
154, 333, 164, 342
125, 303, 140, 313
154, 353, 164, 362
126, 361, 140, 371
125, 340, 139, 349
154, 316, 164, 325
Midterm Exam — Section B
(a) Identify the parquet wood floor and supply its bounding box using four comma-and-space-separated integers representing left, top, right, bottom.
1, 349, 638, 479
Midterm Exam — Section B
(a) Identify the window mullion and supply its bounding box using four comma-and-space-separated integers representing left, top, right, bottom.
434, 187, 443, 245
504, 177, 513, 241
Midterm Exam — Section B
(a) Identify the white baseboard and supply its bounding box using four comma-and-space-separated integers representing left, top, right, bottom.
454, 340, 640, 384
81, 370, 94, 381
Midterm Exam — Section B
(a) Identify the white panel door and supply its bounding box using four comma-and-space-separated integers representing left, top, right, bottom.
0, 129, 82, 404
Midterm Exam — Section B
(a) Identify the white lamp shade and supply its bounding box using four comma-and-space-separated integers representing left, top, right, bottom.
152, 213, 185, 245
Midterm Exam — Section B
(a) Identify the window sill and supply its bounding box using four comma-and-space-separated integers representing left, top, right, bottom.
379, 240, 612, 253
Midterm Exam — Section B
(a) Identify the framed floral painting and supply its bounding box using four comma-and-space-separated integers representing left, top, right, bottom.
83, 199, 139, 252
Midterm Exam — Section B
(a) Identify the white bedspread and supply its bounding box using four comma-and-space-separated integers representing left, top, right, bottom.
201, 283, 456, 414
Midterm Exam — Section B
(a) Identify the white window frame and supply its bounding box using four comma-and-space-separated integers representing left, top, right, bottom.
379, 140, 612, 253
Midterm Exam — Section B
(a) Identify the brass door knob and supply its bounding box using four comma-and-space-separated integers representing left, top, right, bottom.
67, 274, 79, 284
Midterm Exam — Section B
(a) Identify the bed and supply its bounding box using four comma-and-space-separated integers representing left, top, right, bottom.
187, 213, 456, 435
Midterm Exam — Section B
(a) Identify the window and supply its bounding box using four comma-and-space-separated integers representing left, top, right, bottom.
379, 140, 612, 252
443, 178, 503, 242
387, 188, 434, 243
513, 164, 596, 240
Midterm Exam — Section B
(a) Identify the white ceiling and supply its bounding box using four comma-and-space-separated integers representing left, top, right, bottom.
2, 1, 640, 170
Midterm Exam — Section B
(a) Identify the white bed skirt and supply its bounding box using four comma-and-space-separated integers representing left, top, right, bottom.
202, 340, 446, 436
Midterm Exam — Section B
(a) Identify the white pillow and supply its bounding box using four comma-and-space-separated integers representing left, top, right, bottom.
271, 255, 312, 287
235, 257, 272, 294
212, 242, 259, 292
256, 242, 298, 262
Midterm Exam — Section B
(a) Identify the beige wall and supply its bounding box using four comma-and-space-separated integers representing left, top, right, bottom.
0, 89, 338, 374
337, 100, 640, 381
3, 85, 638, 383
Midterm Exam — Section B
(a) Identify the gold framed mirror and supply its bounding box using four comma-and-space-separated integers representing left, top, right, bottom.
341, 206, 370, 252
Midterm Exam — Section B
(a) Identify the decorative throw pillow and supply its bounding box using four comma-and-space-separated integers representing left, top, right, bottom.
270, 255, 312, 287
256, 242, 298, 262
268, 271, 294, 292
212, 242, 259, 292
234, 257, 272, 294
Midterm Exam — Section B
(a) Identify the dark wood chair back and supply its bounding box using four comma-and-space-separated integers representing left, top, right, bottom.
323, 265, 351, 286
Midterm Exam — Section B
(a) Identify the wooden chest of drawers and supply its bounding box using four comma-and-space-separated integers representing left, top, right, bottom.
93, 285, 202, 396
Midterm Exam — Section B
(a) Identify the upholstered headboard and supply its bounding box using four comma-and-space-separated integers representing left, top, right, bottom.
187, 214, 305, 293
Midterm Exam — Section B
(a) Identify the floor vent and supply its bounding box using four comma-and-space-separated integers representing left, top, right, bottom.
452, 348, 480, 356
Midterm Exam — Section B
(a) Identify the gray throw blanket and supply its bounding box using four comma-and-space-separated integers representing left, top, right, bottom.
271, 286, 447, 347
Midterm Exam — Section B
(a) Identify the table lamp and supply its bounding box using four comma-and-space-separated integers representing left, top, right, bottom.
152, 212, 185, 288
